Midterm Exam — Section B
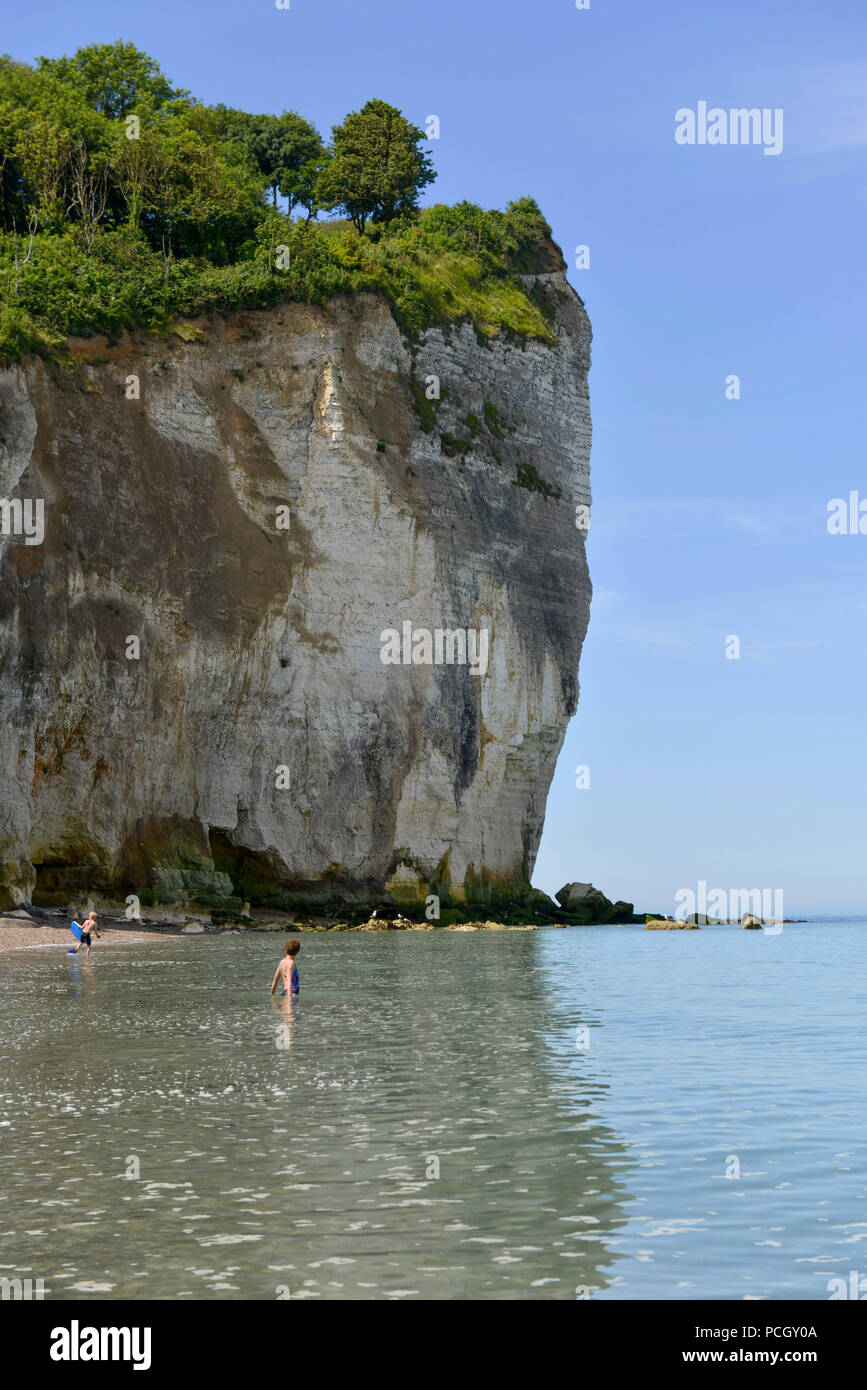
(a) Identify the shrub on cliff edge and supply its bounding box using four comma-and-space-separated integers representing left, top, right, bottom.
0, 42, 559, 360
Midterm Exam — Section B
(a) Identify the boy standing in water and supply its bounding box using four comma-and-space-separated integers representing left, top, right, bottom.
270, 939, 300, 997
75, 911, 101, 958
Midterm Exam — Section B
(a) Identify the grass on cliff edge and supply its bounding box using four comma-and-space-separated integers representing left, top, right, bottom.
0, 200, 560, 365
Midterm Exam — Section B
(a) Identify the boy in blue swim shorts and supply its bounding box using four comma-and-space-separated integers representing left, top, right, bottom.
270, 939, 300, 997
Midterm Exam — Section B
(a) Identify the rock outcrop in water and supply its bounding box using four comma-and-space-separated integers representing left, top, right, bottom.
0, 255, 591, 914
556, 881, 643, 924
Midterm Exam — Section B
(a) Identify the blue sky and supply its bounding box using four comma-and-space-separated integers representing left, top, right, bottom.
7, 1, 867, 911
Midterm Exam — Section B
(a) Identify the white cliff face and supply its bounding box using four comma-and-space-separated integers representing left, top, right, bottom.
0, 271, 591, 910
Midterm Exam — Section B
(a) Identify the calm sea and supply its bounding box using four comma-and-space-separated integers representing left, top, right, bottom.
0, 919, 864, 1300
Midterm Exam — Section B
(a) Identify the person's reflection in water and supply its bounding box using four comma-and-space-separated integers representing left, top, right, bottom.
272, 990, 298, 1053
68, 955, 96, 998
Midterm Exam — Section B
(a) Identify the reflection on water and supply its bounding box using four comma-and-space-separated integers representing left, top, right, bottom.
0, 921, 863, 1299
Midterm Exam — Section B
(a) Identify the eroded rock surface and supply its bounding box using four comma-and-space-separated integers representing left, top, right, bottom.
0, 270, 591, 911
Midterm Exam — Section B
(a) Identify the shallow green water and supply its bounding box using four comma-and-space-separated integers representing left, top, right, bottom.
0, 921, 864, 1300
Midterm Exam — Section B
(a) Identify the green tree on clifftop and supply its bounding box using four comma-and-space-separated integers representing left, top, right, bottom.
0, 43, 557, 363
283, 154, 330, 222
36, 40, 183, 119
316, 99, 435, 233
214, 107, 323, 208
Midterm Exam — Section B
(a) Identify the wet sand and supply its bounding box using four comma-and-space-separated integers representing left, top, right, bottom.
0, 917, 174, 953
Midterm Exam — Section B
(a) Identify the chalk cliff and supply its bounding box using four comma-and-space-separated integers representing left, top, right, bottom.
0, 256, 591, 912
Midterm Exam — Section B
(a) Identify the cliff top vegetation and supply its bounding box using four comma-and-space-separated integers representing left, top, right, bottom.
0, 41, 561, 363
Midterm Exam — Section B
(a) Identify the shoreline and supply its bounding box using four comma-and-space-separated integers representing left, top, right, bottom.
0, 908, 814, 953
0, 920, 176, 953
0, 911, 543, 952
